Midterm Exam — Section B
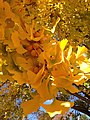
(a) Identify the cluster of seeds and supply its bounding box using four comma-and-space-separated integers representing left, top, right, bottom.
26, 42, 42, 58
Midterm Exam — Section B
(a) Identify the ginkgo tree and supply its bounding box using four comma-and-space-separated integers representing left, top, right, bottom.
0, 0, 90, 119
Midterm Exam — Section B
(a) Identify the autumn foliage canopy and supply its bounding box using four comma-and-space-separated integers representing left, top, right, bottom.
0, 0, 90, 118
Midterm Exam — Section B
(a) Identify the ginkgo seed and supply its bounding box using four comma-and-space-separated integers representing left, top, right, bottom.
33, 67, 39, 74
30, 50, 38, 57
33, 43, 39, 49
27, 45, 33, 51
34, 31, 40, 37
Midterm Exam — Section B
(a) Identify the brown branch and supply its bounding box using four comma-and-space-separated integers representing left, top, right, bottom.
72, 105, 90, 117
73, 83, 90, 99
80, 91, 90, 99
66, 90, 90, 104
73, 93, 90, 104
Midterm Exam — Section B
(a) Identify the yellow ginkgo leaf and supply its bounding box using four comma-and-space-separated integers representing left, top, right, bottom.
66, 46, 72, 60
11, 31, 21, 48
12, 71, 28, 84
6, 68, 27, 84
58, 39, 68, 61
27, 70, 36, 84
4, 1, 15, 19
29, 20, 34, 40
32, 64, 45, 88
0, 74, 14, 82
43, 17, 60, 34
48, 111, 62, 117
49, 83, 58, 98
52, 60, 70, 78
16, 46, 27, 54
59, 39, 68, 51
66, 85, 79, 93
74, 78, 85, 86
41, 99, 62, 112
43, 41, 62, 68
61, 102, 74, 107
0, 0, 3, 9
13, 72, 26, 84
0, 25, 4, 39
27, 65, 45, 88
18, 26, 27, 40
69, 52, 76, 64
41, 99, 74, 115
33, 35, 44, 42
76, 46, 87, 59
76, 55, 85, 63
37, 77, 51, 101
80, 62, 90, 73
13, 54, 29, 70
54, 77, 72, 88
85, 74, 90, 80
38, 52, 45, 64
13, 54, 27, 64
21, 95, 40, 115
53, 76, 79, 93
11, 31, 26, 54
72, 74, 85, 85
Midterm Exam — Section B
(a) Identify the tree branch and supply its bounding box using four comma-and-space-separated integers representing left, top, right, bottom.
72, 105, 90, 117
73, 83, 90, 99
66, 90, 90, 104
